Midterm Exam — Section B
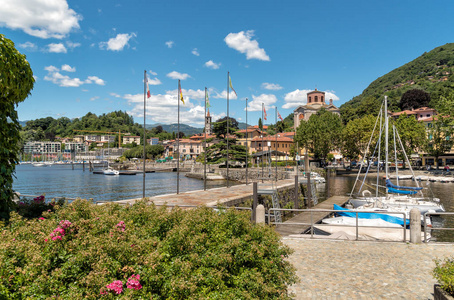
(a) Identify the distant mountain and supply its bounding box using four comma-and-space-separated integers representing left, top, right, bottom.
340, 43, 454, 123
19, 120, 29, 127
147, 124, 203, 136
147, 122, 251, 136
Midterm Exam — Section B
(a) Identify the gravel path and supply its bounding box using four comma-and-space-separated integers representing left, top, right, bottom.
283, 238, 454, 299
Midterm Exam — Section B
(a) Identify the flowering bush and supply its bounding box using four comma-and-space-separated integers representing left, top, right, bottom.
13, 195, 65, 219
0, 199, 298, 299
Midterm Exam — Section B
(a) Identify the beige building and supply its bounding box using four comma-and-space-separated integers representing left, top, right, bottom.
122, 136, 141, 145
293, 89, 340, 130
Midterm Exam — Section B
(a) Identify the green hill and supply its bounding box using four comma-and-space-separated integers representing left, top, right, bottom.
340, 43, 454, 123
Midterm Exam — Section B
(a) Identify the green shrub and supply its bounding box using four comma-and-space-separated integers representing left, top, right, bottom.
13, 195, 65, 219
433, 258, 454, 296
0, 200, 298, 299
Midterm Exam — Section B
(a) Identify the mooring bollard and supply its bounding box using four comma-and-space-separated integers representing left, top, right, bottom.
256, 204, 265, 224
410, 208, 421, 243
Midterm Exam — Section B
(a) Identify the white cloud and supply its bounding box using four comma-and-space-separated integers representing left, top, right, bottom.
165, 41, 174, 48
204, 60, 221, 70
0, 0, 81, 39
48, 43, 67, 53
166, 71, 191, 80
61, 64, 76, 72
44, 65, 105, 87
282, 89, 340, 109
44, 65, 59, 72
86, 76, 105, 85
99, 33, 136, 51
18, 41, 37, 50
66, 41, 81, 49
262, 82, 282, 91
224, 30, 270, 61
90, 96, 99, 101
212, 90, 237, 100
324, 90, 340, 102
110, 93, 121, 98
125, 89, 219, 126
247, 94, 277, 112
148, 77, 162, 85
44, 71, 84, 87
192, 48, 199, 56
148, 70, 157, 76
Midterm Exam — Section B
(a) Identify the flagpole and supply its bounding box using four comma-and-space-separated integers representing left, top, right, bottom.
177, 80, 180, 194
275, 108, 278, 181
226, 72, 230, 188
245, 97, 248, 185
204, 87, 207, 191
143, 70, 146, 198
261, 102, 264, 183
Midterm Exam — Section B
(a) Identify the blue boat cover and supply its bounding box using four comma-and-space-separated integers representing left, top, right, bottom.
386, 179, 423, 191
387, 187, 417, 195
333, 204, 409, 226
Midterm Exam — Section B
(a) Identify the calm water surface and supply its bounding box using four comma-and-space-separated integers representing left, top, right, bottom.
13, 164, 232, 202
13, 165, 454, 241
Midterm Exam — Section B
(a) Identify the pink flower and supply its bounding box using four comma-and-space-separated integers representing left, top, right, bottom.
59, 220, 72, 229
116, 221, 126, 232
39, 217, 45, 220
127, 274, 142, 290
106, 280, 123, 294
13, 238, 15, 241
45, 238, 48, 242
33, 195, 45, 204
49, 227, 65, 241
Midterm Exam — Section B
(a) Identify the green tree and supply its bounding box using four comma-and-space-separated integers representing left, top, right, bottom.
393, 114, 426, 167
399, 89, 430, 111
341, 115, 378, 160
213, 117, 239, 139
258, 118, 263, 131
425, 93, 454, 169
295, 109, 343, 163
0, 34, 34, 220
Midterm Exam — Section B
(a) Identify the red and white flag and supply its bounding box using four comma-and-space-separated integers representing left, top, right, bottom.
264, 106, 267, 121
146, 78, 151, 98
277, 110, 283, 121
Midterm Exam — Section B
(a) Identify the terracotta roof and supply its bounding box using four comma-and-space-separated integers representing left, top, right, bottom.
251, 135, 293, 142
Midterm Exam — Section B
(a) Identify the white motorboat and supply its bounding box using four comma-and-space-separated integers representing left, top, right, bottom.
102, 168, 119, 175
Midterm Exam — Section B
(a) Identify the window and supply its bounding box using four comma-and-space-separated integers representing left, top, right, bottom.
427, 114, 430, 117
308, 97, 311, 103
315, 96, 318, 102
321, 96, 324, 102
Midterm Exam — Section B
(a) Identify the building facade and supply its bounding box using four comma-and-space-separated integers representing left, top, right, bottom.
293, 88, 340, 130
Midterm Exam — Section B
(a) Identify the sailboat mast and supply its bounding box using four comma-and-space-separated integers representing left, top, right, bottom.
385, 95, 389, 180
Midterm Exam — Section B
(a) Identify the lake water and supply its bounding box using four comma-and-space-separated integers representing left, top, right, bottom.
13, 164, 454, 241
13, 164, 231, 202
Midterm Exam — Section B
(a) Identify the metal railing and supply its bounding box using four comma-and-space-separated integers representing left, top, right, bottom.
269, 208, 407, 242
424, 211, 454, 243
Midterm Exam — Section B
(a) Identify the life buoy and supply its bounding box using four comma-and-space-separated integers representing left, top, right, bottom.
362, 190, 372, 197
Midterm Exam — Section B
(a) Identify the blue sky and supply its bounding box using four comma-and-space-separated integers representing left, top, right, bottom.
1, 0, 454, 128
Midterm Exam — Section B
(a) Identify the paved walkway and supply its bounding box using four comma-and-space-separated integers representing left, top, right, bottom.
283, 238, 453, 299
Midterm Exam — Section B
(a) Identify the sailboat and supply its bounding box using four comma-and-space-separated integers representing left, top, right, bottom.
347, 96, 444, 214
102, 140, 119, 175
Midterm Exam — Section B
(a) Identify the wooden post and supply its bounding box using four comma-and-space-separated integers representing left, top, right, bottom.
252, 182, 258, 223
307, 171, 312, 208
294, 175, 299, 210
326, 168, 330, 198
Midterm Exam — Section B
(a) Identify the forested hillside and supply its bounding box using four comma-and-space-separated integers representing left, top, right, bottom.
340, 43, 454, 123
21, 111, 143, 142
